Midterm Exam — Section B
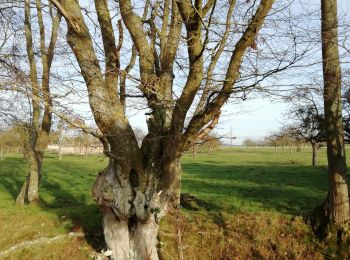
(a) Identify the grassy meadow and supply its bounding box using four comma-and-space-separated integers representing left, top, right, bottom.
0, 146, 344, 259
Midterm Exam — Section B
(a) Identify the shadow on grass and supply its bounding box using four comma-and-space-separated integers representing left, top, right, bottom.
0, 157, 27, 199
180, 192, 225, 211
0, 156, 106, 252
0, 156, 344, 251
181, 163, 333, 215
40, 158, 106, 252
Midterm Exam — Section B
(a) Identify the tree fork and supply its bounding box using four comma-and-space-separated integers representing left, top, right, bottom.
51, 0, 276, 258
16, 0, 60, 205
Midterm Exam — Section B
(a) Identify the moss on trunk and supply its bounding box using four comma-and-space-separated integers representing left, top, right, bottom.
308, 201, 350, 258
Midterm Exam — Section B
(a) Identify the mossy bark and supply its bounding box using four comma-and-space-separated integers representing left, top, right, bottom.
308, 201, 350, 258
93, 158, 181, 259
15, 149, 40, 205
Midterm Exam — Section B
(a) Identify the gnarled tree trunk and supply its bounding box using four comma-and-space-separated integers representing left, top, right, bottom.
93, 157, 181, 259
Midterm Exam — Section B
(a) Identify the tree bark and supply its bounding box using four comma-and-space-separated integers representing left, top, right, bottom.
309, 0, 350, 254
16, 0, 41, 206
16, 149, 40, 205
102, 207, 159, 260
92, 158, 179, 259
311, 142, 318, 166
321, 0, 350, 228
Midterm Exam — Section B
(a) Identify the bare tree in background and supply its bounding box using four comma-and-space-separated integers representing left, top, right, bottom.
49, 0, 276, 258
15, 0, 61, 205
284, 87, 326, 166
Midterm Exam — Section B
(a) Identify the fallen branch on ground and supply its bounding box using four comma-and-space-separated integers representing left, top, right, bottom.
0, 232, 84, 257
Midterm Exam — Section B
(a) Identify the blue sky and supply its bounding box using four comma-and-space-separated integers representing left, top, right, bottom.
127, 95, 287, 145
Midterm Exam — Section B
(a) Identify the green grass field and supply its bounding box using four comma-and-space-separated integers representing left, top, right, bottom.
181, 147, 329, 215
0, 147, 343, 259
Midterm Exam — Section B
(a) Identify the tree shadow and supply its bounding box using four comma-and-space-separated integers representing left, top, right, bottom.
0, 157, 27, 199
0, 156, 106, 253
180, 192, 228, 211
39, 163, 105, 252
181, 162, 337, 215
2, 155, 348, 253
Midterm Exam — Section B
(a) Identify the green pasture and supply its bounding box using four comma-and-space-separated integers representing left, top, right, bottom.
0, 146, 342, 258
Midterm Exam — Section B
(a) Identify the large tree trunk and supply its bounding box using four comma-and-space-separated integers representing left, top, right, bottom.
309, 0, 350, 254
16, 132, 50, 205
321, 0, 350, 227
102, 207, 159, 259
16, 149, 40, 205
93, 158, 180, 259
